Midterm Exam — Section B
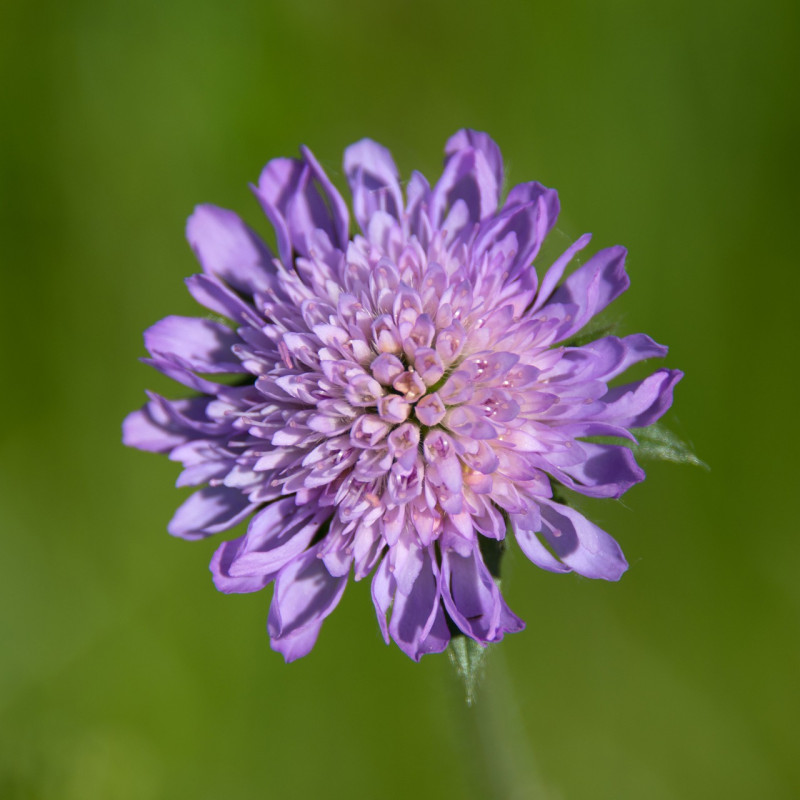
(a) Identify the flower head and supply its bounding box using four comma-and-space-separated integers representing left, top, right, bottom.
123, 131, 681, 661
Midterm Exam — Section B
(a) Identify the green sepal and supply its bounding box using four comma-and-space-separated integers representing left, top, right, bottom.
561, 319, 620, 349
583, 423, 706, 470
628, 423, 708, 469
448, 634, 490, 707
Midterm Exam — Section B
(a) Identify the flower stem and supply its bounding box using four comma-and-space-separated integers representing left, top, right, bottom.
448, 644, 552, 799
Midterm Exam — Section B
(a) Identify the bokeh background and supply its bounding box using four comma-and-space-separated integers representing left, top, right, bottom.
2, 0, 798, 797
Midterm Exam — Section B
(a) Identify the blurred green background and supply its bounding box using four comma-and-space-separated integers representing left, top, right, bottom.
2, 0, 798, 797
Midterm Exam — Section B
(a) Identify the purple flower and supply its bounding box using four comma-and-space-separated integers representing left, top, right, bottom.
123, 131, 681, 662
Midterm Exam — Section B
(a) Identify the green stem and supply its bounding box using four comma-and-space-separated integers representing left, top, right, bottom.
448, 645, 551, 799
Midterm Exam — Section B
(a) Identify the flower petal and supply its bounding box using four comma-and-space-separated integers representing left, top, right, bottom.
596, 334, 668, 381
548, 245, 630, 341
267, 543, 347, 662
538, 499, 628, 580
439, 544, 524, 643
532, 233, 592, 312
256, 148, 349, 262
445, 129, 504, 194
597, 368, 683, 428
228, 499, 327, 577
560, 333, 668, 384
387, 528, 424, 596
122, 396, 210, 453
388, 548, 450, 661
344, 138, 403, 233
144, 316, 245, 373
300, 145, 350, 251
253, 157, 303, 265
143, 391, 229, 437
371, 558, 394, 644
186, 204, 275, 294
558, 442, 645, 499
431, 146, 499, 239
167, 486, 255, 540
184, 273, 261, 327
210, 536, 273, 594
488, 181, 560, 282
512, 510, 571, 573
405, 170, 431, 243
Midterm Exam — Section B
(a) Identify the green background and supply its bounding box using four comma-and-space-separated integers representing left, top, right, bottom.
2, 0, 798, 797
